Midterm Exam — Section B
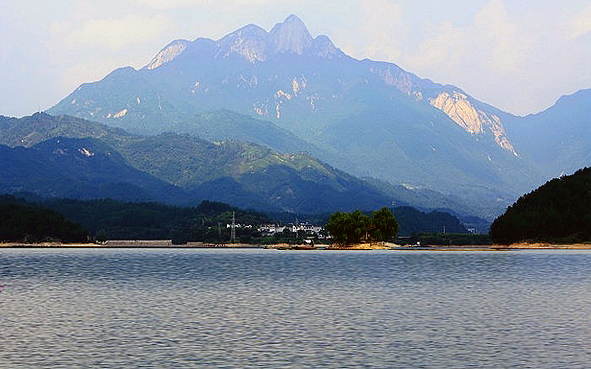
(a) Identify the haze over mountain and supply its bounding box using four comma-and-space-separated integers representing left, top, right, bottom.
2, 113, 483, 217
48, 15, 590, 219
503, 89, 591, 178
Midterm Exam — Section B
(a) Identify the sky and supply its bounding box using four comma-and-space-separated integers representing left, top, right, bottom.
1, 0, 590, 117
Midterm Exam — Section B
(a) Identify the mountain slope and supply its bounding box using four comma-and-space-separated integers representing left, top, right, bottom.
0, 113, 419, 214
490, 167, 591, 244
0, 137, 190, 204
504, 89, 591, 179
48, 15, 544, 214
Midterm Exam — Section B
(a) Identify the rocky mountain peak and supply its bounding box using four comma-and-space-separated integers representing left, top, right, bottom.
217, 24, 269, 62
311, 35, 342, 59
146, 39, 190, 70
269, 14, 313, 55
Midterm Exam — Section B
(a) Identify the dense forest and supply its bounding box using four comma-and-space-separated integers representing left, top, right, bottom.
42, 198, 271, 243
489, 167, 590, 244
0, 196, 270, 243
0, 199, 88, 243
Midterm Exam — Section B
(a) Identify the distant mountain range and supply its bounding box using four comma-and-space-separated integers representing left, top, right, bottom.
46, 15, 590, 219
503, 89, 591, 178
1, 15, 586, 225
2, 113, 483, 220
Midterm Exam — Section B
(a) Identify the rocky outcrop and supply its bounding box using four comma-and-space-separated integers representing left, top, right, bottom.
146, 40, 189, 70
269, 14, 313, 55
429, 91, 517, 155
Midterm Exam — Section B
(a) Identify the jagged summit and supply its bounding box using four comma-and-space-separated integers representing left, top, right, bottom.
216, 23, 269, 62
144, 15, 343, 68
269, 14, 313, 55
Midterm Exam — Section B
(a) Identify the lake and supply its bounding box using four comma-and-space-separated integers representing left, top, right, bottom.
1, 248, 590, 368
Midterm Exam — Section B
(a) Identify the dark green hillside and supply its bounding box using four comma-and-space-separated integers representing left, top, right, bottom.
0, 112, 490, 216
0, 138, 191, 204
0, 197, 88, 243
0, 112, 134, 148
490, 167, 591, 244
192, 163, 391, 213
175, 109, 323, 155
34, 198, 271, 242
392, 206, 468, 236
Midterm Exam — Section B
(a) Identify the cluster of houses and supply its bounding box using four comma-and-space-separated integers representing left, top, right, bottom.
258, 223, 326, 238
227, 222, 328, 239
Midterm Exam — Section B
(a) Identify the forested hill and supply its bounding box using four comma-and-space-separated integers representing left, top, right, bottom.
490, 167, 590, 244
0, 197, 88, 243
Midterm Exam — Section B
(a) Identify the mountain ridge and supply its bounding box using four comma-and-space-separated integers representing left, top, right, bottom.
0, 112, 489, 221
46, 15, 589, 218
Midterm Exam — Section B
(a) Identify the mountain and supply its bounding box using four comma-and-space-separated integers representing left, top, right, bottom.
48, 15, 549, 218
2, 113, 430, 214
0, 136, 190, 204
503, 89, 591, 179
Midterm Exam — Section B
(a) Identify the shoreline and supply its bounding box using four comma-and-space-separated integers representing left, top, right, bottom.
1, 241, 590, 250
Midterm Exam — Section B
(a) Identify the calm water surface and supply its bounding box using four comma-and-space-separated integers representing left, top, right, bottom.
1, 248, 590, 368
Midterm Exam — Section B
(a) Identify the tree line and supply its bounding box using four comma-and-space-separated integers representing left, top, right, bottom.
326, 207, 399, 244
0, 201, 88, 243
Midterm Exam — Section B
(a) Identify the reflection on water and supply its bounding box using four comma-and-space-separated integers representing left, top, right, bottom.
1, 249, 590, 367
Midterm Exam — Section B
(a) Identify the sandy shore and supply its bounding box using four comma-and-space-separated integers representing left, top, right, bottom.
496, 242, 591, 249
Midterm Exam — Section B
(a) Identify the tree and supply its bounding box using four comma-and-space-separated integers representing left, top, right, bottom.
371, 207, 399, 241
326, 209, 389, 245
348, 210, 370, 243
326, 211, 348, 244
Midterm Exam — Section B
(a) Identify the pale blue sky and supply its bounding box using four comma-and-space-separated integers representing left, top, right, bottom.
1, 0, 590, 117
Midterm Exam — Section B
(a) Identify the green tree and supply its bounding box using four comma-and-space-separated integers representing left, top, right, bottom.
371, 207, 399, 241
326, 210, 372, 245
348, 210, 370, 243
326, 211, 348, 244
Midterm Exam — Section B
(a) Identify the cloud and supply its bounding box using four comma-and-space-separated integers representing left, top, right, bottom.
51, 14, 171, 50
473, 0, 530, 74
338, 0, 405, 62
132, 0, 275, 10
568, 2, 591, 40
404, 21, 465, 72
132, 0, 211, 10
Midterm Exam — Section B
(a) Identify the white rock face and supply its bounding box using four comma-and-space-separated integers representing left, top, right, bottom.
369, 64, 518, 155
292, 78, 300, 96
275, 90, 292, 100
253, 103, 268, 116
429, 92, 517, 156
78, 148, 95, 157
145, 15, 342, 69
218, 24, 268, 63
113, 109, 127, 118
430, 92, 484, 134
311, 35, 340, 59
269, 14, 312, 55
370, 66, 413, 95
147, 40, 189, 70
